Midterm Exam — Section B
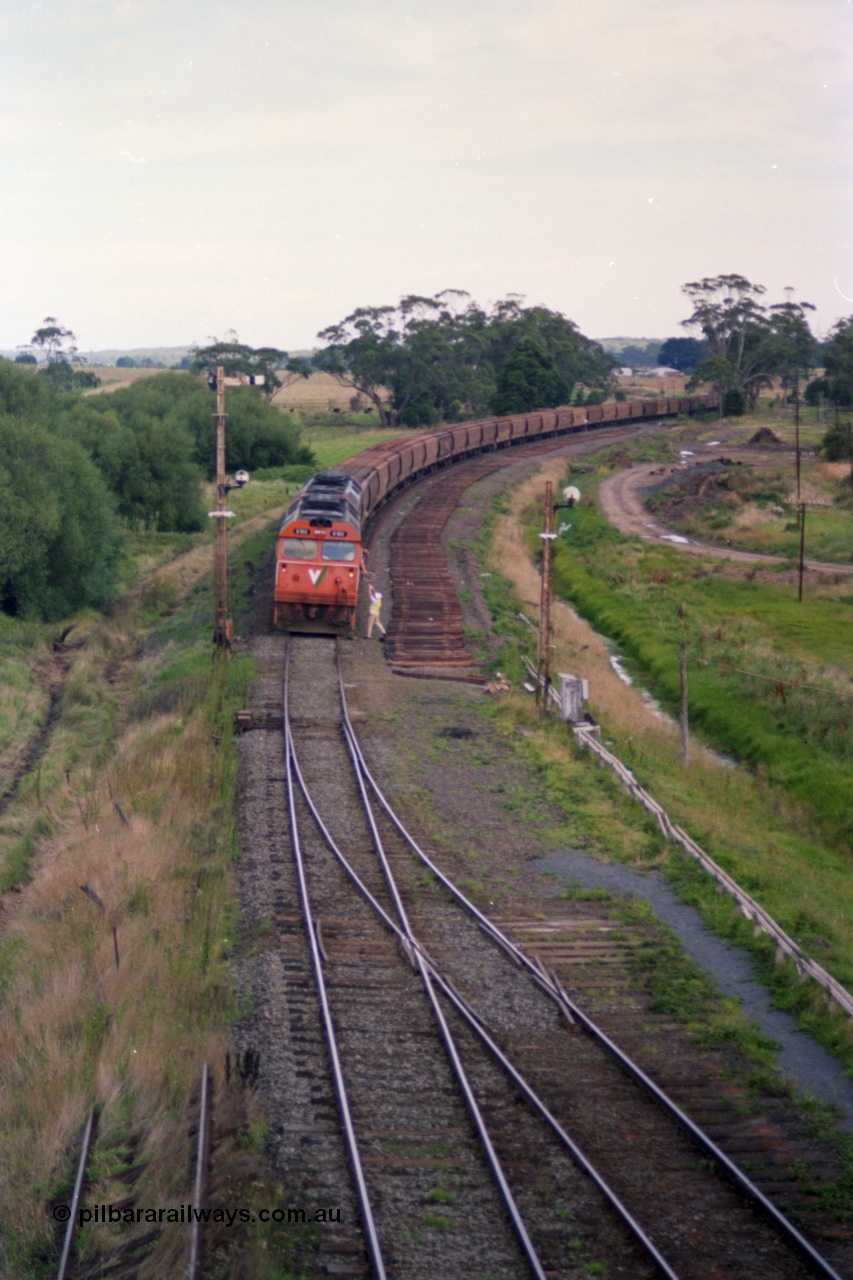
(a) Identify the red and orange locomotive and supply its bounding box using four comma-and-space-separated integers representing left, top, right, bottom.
273, 473, 364, 631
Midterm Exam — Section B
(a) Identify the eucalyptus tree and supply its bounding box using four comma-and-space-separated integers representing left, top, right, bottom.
26, 316, 77, 364
821, 316, 853, 408
682, 274, 817, 411
314, 307, 396, 424
657, 337, 705, 372
190, 335, 310, 401
315, 290, 613, 426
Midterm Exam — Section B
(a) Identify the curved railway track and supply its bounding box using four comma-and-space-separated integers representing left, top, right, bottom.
252, 633, 843, 1280
372, 424, 658, 677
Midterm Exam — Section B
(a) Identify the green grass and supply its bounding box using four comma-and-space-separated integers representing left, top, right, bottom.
300, 426, 410, 470
545, 482, 853, 844
471, 479, 853, 1078
647, 455, 853, 563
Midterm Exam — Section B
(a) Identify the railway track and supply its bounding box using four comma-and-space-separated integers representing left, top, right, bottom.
248, 632, 845, 1280
376, 426, 648, 677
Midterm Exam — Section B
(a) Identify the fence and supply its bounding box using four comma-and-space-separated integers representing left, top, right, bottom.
524, 658, 853, 1020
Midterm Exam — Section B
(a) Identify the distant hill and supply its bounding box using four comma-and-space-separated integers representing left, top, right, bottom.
0, 345, 193, 367
1, 345, 317, 367
78, 346, 194, 367
596, 337, 666, 353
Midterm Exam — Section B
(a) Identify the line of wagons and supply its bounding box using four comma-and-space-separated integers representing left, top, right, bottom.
273, 391, 716, 632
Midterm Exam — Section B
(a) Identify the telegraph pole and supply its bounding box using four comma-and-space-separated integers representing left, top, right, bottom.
212, 366, 233, 649
536, 480, 556, 718
797, 503, 806, 603
679, 643, 689, 761
795, 409, 801, 504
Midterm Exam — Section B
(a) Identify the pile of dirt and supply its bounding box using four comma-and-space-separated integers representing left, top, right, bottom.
643, 460, 742, 523
748, 426, 783, 446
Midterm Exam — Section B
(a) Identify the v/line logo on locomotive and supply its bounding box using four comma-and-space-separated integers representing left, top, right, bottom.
271, 391, 717, 634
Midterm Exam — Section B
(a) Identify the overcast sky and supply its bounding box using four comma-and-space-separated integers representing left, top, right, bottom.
2, 0, 851, 353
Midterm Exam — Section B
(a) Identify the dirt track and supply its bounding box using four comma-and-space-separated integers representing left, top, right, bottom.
599, 463, 853, 575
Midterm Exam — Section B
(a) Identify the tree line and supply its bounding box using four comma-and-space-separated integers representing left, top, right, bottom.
5, 283, 851, 623
312, 291, 617, 425
0, 356, 312, 622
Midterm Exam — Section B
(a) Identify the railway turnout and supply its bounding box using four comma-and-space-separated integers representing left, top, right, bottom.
239, 632, 845, 1280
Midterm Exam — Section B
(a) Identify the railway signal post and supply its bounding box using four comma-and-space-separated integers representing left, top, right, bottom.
536, 481, 557, 718
537, 482, 581, 718
210, 365, 249, 649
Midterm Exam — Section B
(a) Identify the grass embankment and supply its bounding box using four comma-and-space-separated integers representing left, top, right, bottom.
0, 627, 51, 801
249, 414, 409, 479
553, 464, 853, 843
0, 481, 309, 1278
477, 444, 853, 1075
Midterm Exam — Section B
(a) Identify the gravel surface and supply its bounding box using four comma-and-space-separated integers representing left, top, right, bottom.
537, 848, 853, 1131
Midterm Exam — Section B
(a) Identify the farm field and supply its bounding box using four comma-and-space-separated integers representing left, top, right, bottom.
84, 366, 389, 412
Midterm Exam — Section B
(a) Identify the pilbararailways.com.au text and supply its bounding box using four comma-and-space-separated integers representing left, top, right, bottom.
53, 1204, 341, 1227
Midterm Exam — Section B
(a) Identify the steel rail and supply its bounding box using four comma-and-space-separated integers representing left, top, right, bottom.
282, 640, 387, 1280
337, 682, 845, 1280
286, 644, 545, 1280
187, 1063, 211, 1280
286, 646, 682, 1279
331, 648, 548, 1280
56, 1108, 97, 1280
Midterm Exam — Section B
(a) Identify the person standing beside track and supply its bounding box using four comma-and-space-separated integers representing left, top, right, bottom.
366, 583, 386, 641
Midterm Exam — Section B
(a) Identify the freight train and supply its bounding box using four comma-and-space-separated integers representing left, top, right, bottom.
272, 391, 715, 631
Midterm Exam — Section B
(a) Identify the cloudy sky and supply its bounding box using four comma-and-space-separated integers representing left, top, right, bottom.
2, 0, 851, 353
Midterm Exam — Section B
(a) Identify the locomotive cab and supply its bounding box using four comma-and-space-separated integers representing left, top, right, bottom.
273, 491, 363, 632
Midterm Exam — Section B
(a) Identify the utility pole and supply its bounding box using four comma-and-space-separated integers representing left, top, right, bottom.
679, 643, 689, 762
212, 366, 233, 649
536, 480, 557, 719
795, 408, 801, 504
798, 503, 806, 604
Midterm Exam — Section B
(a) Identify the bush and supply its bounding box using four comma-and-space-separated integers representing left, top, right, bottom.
490, 337, 569, 415
399, 394, 438, 426
722, 387, 746, 416
56, 397, 206, 533
214, 386, 315, 476
89, 373, 314, 479
821, 421, 853, 461
0, 422, 119, 619
0, 360, 52, 419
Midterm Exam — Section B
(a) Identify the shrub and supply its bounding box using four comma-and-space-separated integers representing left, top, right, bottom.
0, 422, 119, 619
722, 387, 746, 416
821, 421, 853, 461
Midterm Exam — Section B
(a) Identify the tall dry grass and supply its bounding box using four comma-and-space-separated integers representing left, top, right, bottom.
0, 704, 231, 1261
0, 605, 246, 1276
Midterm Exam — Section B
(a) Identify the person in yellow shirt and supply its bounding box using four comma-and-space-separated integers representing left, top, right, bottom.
367, 583, 386, 640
